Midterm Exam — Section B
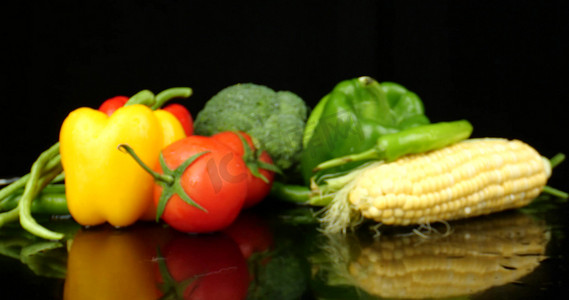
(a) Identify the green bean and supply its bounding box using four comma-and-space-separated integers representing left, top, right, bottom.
0, 143, 66, 240
18, 143, 65, 240
0, 154, 61, 202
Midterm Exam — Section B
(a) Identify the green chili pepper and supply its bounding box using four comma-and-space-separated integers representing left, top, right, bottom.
300, 76, 430, 184
0, 184, 69, 215
314, 120, 473, 171
270, 182, 311, 204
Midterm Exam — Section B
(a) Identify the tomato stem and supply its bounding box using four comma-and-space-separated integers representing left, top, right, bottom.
234, 131, 269, 183
155, 151, 209, 221
117, 144, 175, 185
119, 143, 210, 221
234, 131, 281, 183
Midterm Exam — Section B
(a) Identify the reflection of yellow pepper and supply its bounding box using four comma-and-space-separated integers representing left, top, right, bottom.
63, 226, 169, 300
59, 104, 185, 227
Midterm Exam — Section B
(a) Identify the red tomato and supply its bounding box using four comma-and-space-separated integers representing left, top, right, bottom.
98, 95, 129, 116
156, 232, 249, 300
154, 135, 248, 233
211, 131, 255, 155
211, 131, 275, 208
162, 103, 194, 136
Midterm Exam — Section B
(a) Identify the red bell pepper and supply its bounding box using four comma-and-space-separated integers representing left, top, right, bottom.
99, 94, 194, 136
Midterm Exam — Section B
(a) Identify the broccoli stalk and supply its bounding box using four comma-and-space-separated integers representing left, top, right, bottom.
194, 83, 309, 171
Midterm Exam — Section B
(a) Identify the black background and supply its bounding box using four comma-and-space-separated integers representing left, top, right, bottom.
1, 1, 567, 180
2, 0, 568, 188
1, 1, 569, 298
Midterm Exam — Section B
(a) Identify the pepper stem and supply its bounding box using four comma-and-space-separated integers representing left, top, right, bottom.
125, 90, 156, 107
152, 87, 193, 110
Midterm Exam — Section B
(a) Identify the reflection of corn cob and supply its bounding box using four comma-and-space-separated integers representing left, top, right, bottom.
345, 212, 549, 299
322, 138, 551, 233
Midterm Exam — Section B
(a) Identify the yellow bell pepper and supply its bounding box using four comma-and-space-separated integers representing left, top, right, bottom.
59, 104, 185, 227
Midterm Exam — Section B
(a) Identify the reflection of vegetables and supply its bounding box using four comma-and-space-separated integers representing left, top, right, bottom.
212, 131, 279, 208
301, 77, 430, 184
19, 240, 67, 280
321, 138, 553, 233
244, 207, 321, 300
318, 211, 549, 299
0, 230, 65, 278
0, 219, 79, 279
223, 211, 274, 259
156, 232, 249, 300
247, 250, 310, 300
63, 225, 172, 300
120, 135, 248, 233
194, 83, 309, 170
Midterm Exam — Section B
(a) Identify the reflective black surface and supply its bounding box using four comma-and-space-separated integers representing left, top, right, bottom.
1, 194, 568, 299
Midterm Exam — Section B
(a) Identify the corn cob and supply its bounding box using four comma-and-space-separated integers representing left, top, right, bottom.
319, 211, 549, 299
322, 138, 551, 233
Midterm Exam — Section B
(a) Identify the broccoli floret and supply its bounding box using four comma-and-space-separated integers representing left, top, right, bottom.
194, 83, 309, 170
275, 91, 308, 120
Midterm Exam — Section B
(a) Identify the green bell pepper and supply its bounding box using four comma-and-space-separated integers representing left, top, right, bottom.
300, 76, 430, 184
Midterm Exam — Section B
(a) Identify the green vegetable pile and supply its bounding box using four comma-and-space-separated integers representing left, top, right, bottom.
194, 83, 309, 171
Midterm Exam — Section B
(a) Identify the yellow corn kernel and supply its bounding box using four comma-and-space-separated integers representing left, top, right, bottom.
349, 138, 549, 226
